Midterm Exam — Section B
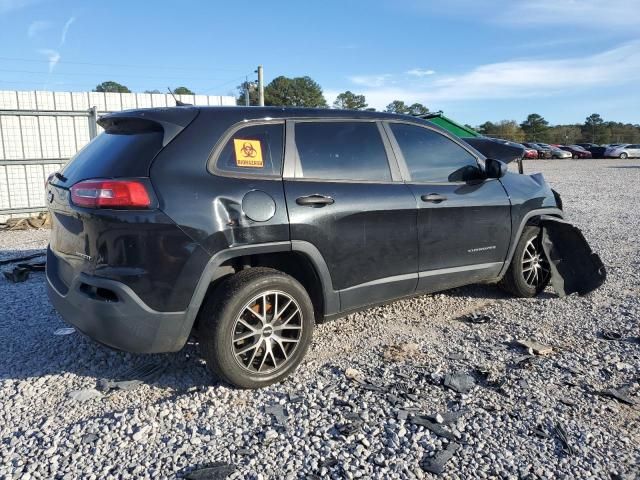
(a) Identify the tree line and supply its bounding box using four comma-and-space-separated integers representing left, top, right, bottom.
477, 113, 640, 144
92, 79, 640, 144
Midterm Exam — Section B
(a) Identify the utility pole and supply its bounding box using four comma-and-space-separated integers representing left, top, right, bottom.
257, 65, 264, 106
244, 76, 250, 107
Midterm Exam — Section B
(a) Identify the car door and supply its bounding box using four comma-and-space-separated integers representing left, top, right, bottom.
384, 121, 512, 293
283, 119, 418, 313
629, 144, 640, 157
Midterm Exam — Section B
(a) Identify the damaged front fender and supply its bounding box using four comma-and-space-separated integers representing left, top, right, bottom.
539, 216, 606, 297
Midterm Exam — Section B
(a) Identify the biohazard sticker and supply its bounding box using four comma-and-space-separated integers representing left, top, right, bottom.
233, 139, 263, 168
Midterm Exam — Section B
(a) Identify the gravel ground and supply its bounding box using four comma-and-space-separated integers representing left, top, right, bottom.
1, 159, 639, 480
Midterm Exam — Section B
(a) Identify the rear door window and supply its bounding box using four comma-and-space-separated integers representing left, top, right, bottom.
215, 123, 284, 177
389, 123, 478, 183
294, 122, 391, 182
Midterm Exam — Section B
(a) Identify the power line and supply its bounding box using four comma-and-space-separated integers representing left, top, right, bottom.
0, 67, 250, 82
0, 56, 248, 73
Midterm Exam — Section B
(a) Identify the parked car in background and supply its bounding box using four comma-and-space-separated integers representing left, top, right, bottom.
605, 144, 640, 159
577, 143, 606, 158
523, 142, 552, 159
550, 147, 572, 159
523, 147, 538, 159
559, 145, 593, 159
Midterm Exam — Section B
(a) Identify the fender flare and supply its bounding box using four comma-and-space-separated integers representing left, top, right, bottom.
497, 207, 564, 279
180, 240, 338, 338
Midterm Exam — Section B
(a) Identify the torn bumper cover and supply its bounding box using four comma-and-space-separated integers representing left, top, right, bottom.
540, 216, 606, 297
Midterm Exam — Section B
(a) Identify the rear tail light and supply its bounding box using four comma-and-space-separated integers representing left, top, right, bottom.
70, 179, 152, 209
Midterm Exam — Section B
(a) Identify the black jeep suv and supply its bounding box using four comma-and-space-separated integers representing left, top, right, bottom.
46, 107, 562, 388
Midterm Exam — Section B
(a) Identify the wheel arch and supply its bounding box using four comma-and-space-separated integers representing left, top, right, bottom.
497, 207, 564, 280
185, 241, 338, 335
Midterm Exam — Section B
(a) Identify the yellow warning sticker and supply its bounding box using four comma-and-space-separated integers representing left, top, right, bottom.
233, 139, 263, 168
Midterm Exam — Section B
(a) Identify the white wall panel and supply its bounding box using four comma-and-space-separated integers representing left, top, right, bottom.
88, 92, 106, 111
0, 166, 9, 209
26, 164, 44, 206
121, 93, 137, 110
0, 91, 18, 109
1, 116, 24, 159
72, 92, 89, 110
105, 92, 122, 111
6, 165, 29, 208
54, 92, 73, 110
35, 91, 55, 110
20, 116, 41, 159
39, 117, 60, 158
16, 91, 37, 109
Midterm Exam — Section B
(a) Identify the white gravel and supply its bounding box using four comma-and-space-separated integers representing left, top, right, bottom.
1, 159, 639, 479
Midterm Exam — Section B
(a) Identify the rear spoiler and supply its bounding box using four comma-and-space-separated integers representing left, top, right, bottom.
98, 107, 199, 147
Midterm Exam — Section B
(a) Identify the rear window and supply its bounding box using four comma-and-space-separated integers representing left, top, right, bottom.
215, 123, 284, 177
58, 130, 164, 185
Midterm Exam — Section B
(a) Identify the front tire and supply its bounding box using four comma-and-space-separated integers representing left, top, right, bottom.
499, 226, 551, 297
198, 268, 314, 389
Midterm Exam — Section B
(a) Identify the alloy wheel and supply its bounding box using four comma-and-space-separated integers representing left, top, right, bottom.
231, 291, 304, 374
521, 236, 550, 289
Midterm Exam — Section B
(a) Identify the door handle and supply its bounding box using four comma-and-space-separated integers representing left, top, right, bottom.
421, 193, 447, 203
296, 194, 335, 207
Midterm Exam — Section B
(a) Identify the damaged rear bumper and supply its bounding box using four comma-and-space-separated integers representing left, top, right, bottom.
46, 247, 191, 353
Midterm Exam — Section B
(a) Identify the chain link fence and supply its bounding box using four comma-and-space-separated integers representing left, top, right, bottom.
0, 90, 235, 221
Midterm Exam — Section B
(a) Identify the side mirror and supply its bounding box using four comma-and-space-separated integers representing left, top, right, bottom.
484, 158, 508, 179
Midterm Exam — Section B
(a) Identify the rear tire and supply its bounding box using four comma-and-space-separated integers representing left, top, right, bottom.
499, 226, 550, 297
198, 267, 314, 389
620, 152, 628, 159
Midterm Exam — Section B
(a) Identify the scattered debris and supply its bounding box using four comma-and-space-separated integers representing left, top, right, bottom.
345, 367, 365, 384
447, 353, 466, 361
466, 312, 491, 324
3, 267, 30, 283
323, 382, 338, 394
599, 388, 637, 406
287, 392, 304, 403
264, 404, 287, 426
383, 342, 420, 362
132, 425, 152, 442
408, 415, 458, 442
559, 398, 576, 407
81, 433, 98, 444
16, 261, 45, 271
185, 462, 235, 480
263, 429, 278, 442
443, 372, 476, 394
97, 363, 166, 393
421, 441, 461, 475
2, 213, 50, 231
516, 339, 554, 356
552, 423, 575, 456
532, 425, 550, 439
0, 252, 46, 266
53, 327, 75, 336
600, 330, 623, 341
68, 389, 103, 402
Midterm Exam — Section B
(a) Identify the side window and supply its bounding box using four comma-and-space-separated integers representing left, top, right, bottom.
294, 122, 391, 181
215, 123, 284, 176
390, 123, 479, 183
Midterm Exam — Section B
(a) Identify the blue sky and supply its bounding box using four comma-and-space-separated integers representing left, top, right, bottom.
1, 0, 639, 125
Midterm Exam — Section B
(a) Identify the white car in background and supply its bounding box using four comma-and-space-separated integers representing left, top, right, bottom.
605, 144, 640, 159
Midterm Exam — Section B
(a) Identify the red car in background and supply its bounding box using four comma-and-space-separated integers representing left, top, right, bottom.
523, 147, 539, 159
560, 145, 593, 159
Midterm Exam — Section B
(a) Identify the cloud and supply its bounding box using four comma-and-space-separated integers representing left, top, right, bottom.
406, 68, 435, 77
348, 74, 392, 88
27, 19, 50, 37
0, 0, 37, 14
341, 40, 640, 110
38, 48, 60, 72
502, 0, 640, 27
60, 16, 75, 46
